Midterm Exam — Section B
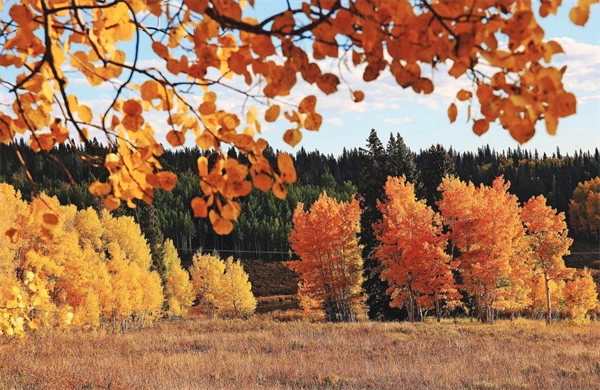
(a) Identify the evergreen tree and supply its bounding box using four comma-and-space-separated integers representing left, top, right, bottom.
359, 129, 403, 320
137, 203, 167, 283
419, 144, 456, 207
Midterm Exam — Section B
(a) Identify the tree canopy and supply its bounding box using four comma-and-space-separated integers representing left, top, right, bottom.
0, 0, 597, 233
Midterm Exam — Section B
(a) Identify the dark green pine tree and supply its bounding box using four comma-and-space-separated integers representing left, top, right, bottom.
386, 132, 418, 183
137, 203, 167, 283
419, 144, 456, 208
359, 129, 403, 321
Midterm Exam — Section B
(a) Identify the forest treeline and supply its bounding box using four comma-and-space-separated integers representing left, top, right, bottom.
1, 130, 597, 264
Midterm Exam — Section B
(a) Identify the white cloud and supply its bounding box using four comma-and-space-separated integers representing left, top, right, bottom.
553, 37, 600, 93
325, 117, 344, 126
383, 117, 412, 125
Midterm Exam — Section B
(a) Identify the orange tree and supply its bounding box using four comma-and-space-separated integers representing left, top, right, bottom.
373, 176, 460, 322
0, 0, 596, 233
286, 193, 364, 322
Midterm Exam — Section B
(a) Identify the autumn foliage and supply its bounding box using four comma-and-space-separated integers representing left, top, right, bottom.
0, 0, 597, 233
373, 176, 460, 322
189, 252, 257, 318
287, 193, 365, 322
569, 177, 600, 239
0, 183, 164, 336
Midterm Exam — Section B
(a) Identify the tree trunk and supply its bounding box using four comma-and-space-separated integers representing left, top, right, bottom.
435, 296, 441, 323
544, 271, 552, 324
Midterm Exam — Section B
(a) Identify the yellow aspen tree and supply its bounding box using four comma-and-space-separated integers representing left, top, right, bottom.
221, 258, 257, 318
189, 253, 227, 318
563, 269, 599, 323
521, 195, 574, 323
163, 239, 194, 317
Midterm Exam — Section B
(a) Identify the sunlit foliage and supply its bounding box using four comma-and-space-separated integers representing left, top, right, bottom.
287, 193, 365, 322
0, 0, 596, 233
189, 252, 256, 318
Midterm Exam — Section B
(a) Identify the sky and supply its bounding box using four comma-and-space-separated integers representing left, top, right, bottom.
2, 1, 598, 157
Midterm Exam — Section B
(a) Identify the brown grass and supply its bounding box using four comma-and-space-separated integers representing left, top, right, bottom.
0, 318, 598, 390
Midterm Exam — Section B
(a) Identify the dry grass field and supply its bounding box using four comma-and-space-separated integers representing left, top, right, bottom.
0, 317, 598, 390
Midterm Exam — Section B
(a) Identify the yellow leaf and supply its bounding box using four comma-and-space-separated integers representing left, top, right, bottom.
265, 105, 280, 122
191, 197, 208, 217
79, 105, 93, 123
277, 152, 296, 184
448, 103, 458, 123
283, 129, 302, 147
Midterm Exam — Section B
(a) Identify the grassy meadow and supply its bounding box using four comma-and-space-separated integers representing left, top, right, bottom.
0, 316, 598, 390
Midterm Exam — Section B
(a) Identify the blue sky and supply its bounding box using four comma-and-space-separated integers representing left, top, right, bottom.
3, 2, 597, 157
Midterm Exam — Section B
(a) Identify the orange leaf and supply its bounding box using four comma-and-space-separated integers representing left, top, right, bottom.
43, 213, 59, 226
141, 80, 161, 101
158, 171, 178, 191
166, 130, 185, 147
272, 181, 287, 199
352, 91, 365, 103
89, 181, 112, 196
209, 210, 234, 235
191, 197, 208, 217
253, 173, 272, 191
412, 78, 434, 94
316, 73, 339, 95
265, 105, 280, 122
104, 195, 121, 211
473, 119, 489, 136
569, 6, 589, 26
456, 89, 472, 101
448, 103, 458, 123
222, 201, 241, 220
198, 156, 209, 177
298, 95, 317, 114
123, 99, 142, 116
283, 129, 302, 147
278, 152, 296, 184
544, 113, 558, 135
152, 41, 169, 59
304, 113, 322, 131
